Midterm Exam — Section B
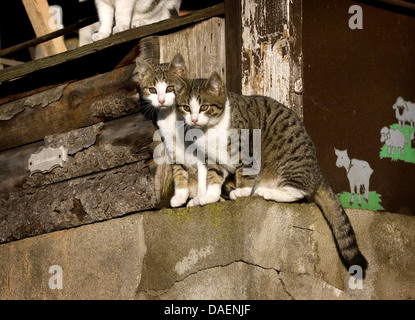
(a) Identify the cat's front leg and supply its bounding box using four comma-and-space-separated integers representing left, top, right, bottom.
113, 0, 134, 34
186, 163, 208, 207
170, 165, 189, 207
190, 164, 225, 206
92, 0, 114, 41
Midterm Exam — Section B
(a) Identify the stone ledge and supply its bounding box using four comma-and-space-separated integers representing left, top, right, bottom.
0, 197, 414, 299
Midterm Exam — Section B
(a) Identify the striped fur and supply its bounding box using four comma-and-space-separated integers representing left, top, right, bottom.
176, 72, 368, 274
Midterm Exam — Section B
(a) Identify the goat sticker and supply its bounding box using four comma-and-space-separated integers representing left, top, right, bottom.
379, 97, 415, 164
334, 148, 384, 211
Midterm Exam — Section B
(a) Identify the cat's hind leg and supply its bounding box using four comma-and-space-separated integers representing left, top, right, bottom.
188, 164, 225, 206
229, 164, 255, 200
254, 186, 306, 202
230, 187, 252, 200
170, 165, 189, 208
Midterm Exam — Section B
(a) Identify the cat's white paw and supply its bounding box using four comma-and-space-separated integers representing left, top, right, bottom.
229, 187, 252, 200
198, 193, 221, 206
170, 189, 189, 208
131, 20, 144, 28
186, 192, 221, 207
113, 24, 129, 34
92, 31, 111, 42
196, 184, 222, 206
186, 198, 199, 207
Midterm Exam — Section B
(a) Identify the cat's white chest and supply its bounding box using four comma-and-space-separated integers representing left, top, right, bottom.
205, 100, 235, 172
156, 110, 176, 134
156, 110, 178, 162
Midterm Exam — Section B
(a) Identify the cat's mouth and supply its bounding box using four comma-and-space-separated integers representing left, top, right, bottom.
155, 103, 176, 111
157, 105, 172, 110
187, 121, 202, 128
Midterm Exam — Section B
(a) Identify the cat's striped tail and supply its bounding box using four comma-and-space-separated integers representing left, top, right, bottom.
313, 179, 368, 276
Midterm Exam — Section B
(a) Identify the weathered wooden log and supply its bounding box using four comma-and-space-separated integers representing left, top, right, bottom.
0, 161, 157, 244
0, 113, 172, 244
0, 64, 138, 152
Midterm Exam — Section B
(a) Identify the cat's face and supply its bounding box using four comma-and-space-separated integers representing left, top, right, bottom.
176, 72, 227, 129
134, 53, 186, 110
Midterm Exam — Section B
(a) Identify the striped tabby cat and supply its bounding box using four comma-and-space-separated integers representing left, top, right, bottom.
175, 71, 368, 272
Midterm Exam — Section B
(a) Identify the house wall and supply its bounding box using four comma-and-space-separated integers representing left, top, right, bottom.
303, 0, 415, 215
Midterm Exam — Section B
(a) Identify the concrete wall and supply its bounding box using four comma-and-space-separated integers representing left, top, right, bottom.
1, 197, 414, 300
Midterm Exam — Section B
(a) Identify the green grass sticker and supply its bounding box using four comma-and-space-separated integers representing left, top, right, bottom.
337, 191, 384, 211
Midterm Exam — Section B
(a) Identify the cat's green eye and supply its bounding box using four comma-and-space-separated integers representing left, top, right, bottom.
200, 105, 209, 111
166, 86, 174, 93
148, 87, 157, 94
181, 105, 191, 112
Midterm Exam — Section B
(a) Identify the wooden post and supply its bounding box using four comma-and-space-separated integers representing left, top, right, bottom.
225, 0, 242, 94
240, 0, 303, 117
22, 0, 67, 57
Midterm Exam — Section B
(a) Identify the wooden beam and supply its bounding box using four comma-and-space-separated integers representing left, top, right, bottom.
0, 63, 138, 152
0, 16, 98, 58
0, 113, 156, 194
0, 58, 24, 67
0, 3, 225, 84
225, 0, 242, 94
240, 0, 303, 117
22, 0, 67, 57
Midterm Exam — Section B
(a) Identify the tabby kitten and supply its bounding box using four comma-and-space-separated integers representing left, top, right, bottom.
134, 54, 206, 207
175, 72, 368, 272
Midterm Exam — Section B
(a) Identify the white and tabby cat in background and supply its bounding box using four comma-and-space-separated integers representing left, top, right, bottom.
91, 0, 182, 42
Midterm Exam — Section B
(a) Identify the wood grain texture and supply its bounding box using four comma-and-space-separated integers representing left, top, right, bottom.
159, 17, 226, 80
240, 0, 303, 117
21, 0, 67, 57
0, 113, 162, 243
0, 63, 138, 152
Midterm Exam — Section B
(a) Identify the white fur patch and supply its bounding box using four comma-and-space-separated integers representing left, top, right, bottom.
197, 163, 207, 197
254, 186, 306, 202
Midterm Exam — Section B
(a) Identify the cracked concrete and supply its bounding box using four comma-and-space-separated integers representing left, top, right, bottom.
1, 197, 414, 299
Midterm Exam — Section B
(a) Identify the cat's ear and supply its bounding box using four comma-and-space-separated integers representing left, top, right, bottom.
169, 53, 186, 77
173, 74, 188, 94
206, 72, 224, 96
334, 148, 339, 155
135, 57, 154, 81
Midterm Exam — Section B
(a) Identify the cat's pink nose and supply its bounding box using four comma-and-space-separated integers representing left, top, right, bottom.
192, 118, 198, 123
159, 99, 165, 105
